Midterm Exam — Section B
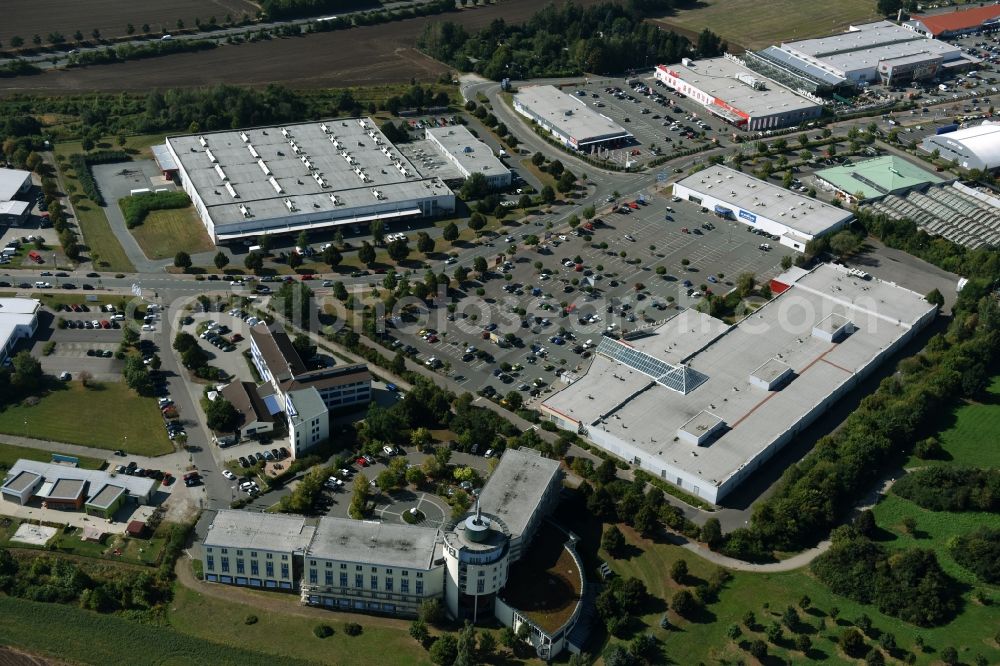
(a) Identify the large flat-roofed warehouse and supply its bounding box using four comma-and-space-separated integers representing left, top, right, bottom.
815, 155, 946, 204
920, 123, 1000, 171
540, 263, 938, 505
513, 85, 631, 151
672, 165, 853, 251
164, 118, 455, 243
906, 5, 1000, 38
654, 58, 823, 131
772, 21, 977, 86
0, 297, 39, 364
424, 125, 511, 188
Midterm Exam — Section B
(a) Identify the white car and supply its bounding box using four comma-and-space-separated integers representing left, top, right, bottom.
382, 445, 395, 457
222, 470, 236, 480
558, 235, 568, 241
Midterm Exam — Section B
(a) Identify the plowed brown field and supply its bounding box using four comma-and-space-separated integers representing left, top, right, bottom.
0, 0, 609, 95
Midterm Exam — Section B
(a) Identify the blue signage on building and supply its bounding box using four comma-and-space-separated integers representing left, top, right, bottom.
739, 209, 757, 223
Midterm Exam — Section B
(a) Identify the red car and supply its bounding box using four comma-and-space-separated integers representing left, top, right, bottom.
300, 274, 314, 280
356, 457, 369, 467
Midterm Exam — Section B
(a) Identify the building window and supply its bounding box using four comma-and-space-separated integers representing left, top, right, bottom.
385, 578, 393, 592
355, 574, 363, 588
221, 557, 230, 573
281, 554, 288, 561
310, 560, 316, 566
356, 565, 362, 571
221, 548, 228, 554
251, 560, 259, 576
309, 569, 318, 584
237, 550, 244, 557
341, 572, 348, 587
281, 563, 289, 579
266, 553, 273, 560
371, 567, 377, 573
236, 559, 245, 574
416, 572, 423, 578
206, 547, 213, 554
401, 579, 409, 594
341, 563, 347, 569
325, 570, 333, 586
416, 581, 423, 595
370, 575, 378, 590
477, 579, 485, 594
401, 570, 408, 577
386, 568, 393, 575
250, 551, 257, 558
266, 562, 274, 578
206, 555, 214, 571
325, 561, 332, 568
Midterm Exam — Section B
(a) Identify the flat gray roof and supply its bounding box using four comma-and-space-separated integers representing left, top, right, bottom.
204, 510, 315, 552
166, 118, 452, 228
425, 125, 509, 179
87, 483, 127, 509
46, 478, 85, 500
307, 517, 440, 569
2, 470, 40, 494
477, 448, 561, 539
514, 85, 631, 145
0, 168, 30, 202
656, 59, 820, 118
751, 357, 793, 383
5, 459, 156, 499
543, 263, 937, 493
675, 165, 853, 237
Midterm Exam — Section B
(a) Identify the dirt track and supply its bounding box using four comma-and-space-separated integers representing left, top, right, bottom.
0, 0, 608, 95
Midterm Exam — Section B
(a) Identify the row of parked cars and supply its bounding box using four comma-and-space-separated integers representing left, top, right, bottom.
113, 460, 174, 485
237, 446, 289, 467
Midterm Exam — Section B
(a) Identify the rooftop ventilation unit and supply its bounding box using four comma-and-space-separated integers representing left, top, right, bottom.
198, 136, 208, 147
313, 173, 328, 188
205, 148, 217, 163
284, 198, 296, 212
280, 127, 290, 138
331, 137, 341, 148
320, 123, 330, 134
239, 132, 249, 143
303, 159, 313, 170
214, 164, 227, 181
257, 159, 271, 176
371, 188, 384, 200
225, 182, 239, 199
269, 176, 282, 194
239, 204, 252, 218
329, 194, 342, 206
735, 72, 767, 90
357, 119, 367, 128
247, 144, 259, 159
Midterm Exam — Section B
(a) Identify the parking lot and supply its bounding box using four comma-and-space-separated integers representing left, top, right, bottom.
384, 188, 793, 401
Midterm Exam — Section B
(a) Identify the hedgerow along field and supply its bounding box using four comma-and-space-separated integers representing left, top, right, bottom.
654, 0, 882, 51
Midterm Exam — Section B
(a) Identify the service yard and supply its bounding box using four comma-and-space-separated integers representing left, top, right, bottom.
385, 191, 792, 402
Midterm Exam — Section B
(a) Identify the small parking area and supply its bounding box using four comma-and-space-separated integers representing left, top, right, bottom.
386, 191, 792, 398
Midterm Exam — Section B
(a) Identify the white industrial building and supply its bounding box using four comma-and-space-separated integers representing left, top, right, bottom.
201, 448, 583, 659
920, 122, 1000, 171
540, 263, 938, 505
424, 125, 511, 188
163, 118, 455, 243
654, 57, 823, 131
0, 168, 31, 225
0, 297, 39, 364
513, 85, 632, 151
765, 21, 978, 87
672, 165, 853, 251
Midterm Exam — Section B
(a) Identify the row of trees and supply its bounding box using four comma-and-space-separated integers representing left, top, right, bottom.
419, 2, 724, 80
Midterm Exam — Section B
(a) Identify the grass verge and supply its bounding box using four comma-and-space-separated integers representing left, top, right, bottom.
0, 441, 104, 471
0, 381, 172, 456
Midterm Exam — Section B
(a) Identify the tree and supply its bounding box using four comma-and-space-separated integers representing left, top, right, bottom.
387, 238, 410, 263
629, 633, 659, 663
700, 518, 723, 548
603, 644, 635, 666
126, 23, 135, 35
91, 28, 101, 40
795, 634, 812, 653
582, 204, 596, 220
370, 220, 385, 246
829, 230, 862, 258
11, 351, 43, 394
418, 598, 446, 625
173, 251, 192, 271
671, 589, 697, 618
333, 282, 348, 301
557, 170, 576, 193
296, 230, 309, 251
213, 251, 230, 270
477, 631, 497, 660
670, 559, 688, 584
322, 245, 342, 268
748, 639, 767, 659
473, 256, 488, 276
531, 151, 545, 166
503, 390, 523, 410
288, 252, 303, 270
634, 504, 657, 537
259, 234, 272, 253
10, 36, 24, 48
877, 0, 903, 15
736, 272, 756, 297
409, 619, 429, 645
206, 397, 239, 432
840, 628, 866, 658
292, 333, 316, 361
416, 232, 435, 255
244, 252, 263, 273
468, 212, 486, 232
925, 288, 944, 308
460, 172, 490, 200
541, 184, 556, 203
429, 634, 458, 665
358, 242, 376, 266
443, 222, 459, 242
602, 525, 625, 556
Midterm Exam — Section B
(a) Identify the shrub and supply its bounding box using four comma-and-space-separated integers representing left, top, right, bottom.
244, 614, 258, 625
840, 628, 867, 658
893, 467, 999, 513
343, 622, 362, 636
950, 526, 1000, 583
313, 624, 333, 638
119, 191, 191, 228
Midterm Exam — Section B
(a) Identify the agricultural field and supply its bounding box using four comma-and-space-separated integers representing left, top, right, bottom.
0, 0, 258, 46
0, 0, 610, 94
0, 381, 173, 456
130, 207, 214, 260
654, 0, 881, 51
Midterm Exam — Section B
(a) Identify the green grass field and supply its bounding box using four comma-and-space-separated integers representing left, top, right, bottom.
604, 527, 1000, 665
130, 207, 215, 260
0, 441, 104, 471
656, 0, 881, 51
168, 584, 434, 666
0, 382, 172, 456
53, 142, 136, 273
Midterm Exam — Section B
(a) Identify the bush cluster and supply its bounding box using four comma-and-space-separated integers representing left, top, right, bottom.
893, 467, 999, 513
68, 154, 104, 205
950, 526, 1000, 584
119, 191, 191, 228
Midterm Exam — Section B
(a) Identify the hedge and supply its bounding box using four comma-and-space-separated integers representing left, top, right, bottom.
68, 154, 104, 206
119, 191, 191, 228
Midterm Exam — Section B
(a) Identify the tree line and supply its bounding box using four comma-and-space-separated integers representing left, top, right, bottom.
418, 2, 725, 80
892, 466, 999, 513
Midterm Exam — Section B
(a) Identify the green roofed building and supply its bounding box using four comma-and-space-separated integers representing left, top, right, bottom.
815, 155, 945, 205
